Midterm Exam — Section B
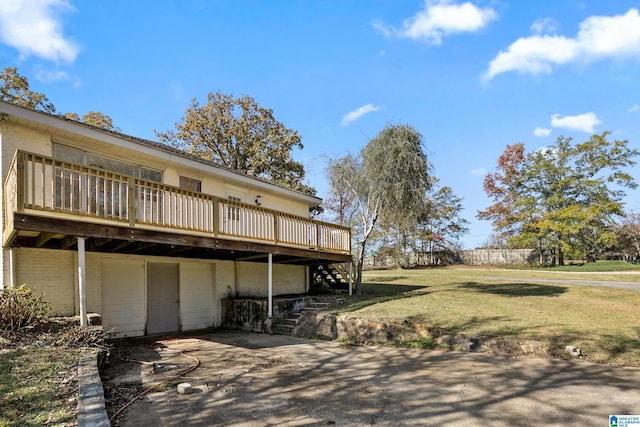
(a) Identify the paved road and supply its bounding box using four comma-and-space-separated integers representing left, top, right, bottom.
105, 331, 640, 427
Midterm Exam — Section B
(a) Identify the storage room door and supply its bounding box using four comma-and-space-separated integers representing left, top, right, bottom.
147, 262, 180, 334
102, 258, 145, 337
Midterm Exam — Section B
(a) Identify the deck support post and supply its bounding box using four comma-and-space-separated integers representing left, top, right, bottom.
9, 248, 16, 289
268, 253, 273, 318
77, 237, 87, 327
348, 261, 353, 296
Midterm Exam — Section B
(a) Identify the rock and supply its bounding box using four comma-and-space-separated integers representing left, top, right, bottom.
177, 383, 193, 395
565, 346, 583, 357
86, 313, 102, 325
469, 337, 481, 352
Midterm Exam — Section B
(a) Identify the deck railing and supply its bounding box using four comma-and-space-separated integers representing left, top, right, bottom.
3, 151, 351, 254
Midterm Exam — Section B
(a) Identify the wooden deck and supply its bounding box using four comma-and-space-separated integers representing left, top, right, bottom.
3, 151, 352, 264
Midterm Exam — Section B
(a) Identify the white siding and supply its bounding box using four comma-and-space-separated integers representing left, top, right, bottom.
102, 257, 145, 337
179, 263, 215, 330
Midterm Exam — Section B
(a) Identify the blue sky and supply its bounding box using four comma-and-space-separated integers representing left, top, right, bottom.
1, 0, 640, 248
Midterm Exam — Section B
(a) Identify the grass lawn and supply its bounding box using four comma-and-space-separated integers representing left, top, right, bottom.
0, 320, 105, 427
0, 346, 83, 427
331, 265, 640, 366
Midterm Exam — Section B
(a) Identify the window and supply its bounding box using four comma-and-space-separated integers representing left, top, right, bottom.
53, 143, 163, 182
227, 195, 241, 221
52, 143, 162, 219
53, 144, 83, 163
179, 176, 202, 193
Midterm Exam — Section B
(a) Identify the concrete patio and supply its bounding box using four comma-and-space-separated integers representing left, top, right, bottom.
101, 330, 640, 426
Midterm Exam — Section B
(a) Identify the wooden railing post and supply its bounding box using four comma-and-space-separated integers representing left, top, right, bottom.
7, 150, 352, 254
15, 151, 25, 212
128, 177, 136, 227
213, 196, 219, 237
273, 212, 279, 244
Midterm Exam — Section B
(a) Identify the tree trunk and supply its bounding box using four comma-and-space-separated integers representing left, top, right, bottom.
354, 242, 366, 293
555, 243, 564, 266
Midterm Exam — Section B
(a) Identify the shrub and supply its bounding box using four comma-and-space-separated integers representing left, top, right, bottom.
0, 285, 51, 331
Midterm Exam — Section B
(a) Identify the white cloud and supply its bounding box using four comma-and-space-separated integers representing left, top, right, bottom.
471, 168, 486, 176
35, 67, 70, 83
0, 0, 79, 63
550, 112, 601, 133
341, 104, 381, 126
534, 127, 551, 137
530, 17, 559, 35
373, 0, 497, 45
630, 104, 639, 112
484, 8, 640, 80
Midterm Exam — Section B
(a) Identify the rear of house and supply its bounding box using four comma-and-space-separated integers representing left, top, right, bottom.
0, 101, 351, 337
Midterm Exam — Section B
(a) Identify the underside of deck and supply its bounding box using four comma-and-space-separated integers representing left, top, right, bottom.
6, 213, 353, 265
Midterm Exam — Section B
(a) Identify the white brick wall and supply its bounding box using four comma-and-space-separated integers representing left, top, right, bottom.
236, 262, 305, 297
14, 248, 75, 315
1, 123, 52, 178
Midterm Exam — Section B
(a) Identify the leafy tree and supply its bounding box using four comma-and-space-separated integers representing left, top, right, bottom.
417, 184, 468, 263
327, 124, 432, 288
63, 111, 120, 132
377, 182, 467, 267
477, 143, 526, 241
156, 91, 313, 195
1, 67, 118, 131
612, 211, 640, 261
79, 111, 120, 132
0, 67, 56, 113
324, 154, 359, 227
63, 112, 80, 121
478, 132, 639, 264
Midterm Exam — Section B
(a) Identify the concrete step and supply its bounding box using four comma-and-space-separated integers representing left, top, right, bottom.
308, 302, 330, 309
274, 297, 344, 335
314, 299, 345, 306
276, 323, 295, 330
272, 323, 295, 335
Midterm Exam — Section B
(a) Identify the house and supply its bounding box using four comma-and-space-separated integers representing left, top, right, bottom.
0, 100, 352, 337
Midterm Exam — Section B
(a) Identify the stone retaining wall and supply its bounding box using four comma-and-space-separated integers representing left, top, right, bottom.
221, 297, 311, 332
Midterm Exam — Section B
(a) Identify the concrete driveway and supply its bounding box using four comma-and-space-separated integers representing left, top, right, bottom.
103, 330, 640, 426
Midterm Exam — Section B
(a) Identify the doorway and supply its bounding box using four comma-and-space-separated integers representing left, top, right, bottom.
147, 263, 180, 334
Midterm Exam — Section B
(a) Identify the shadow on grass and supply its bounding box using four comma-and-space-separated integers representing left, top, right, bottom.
364, 275, 410, 283
589, 330, 640, 365
460, 281, 567, 297
334, 282, 429, 313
